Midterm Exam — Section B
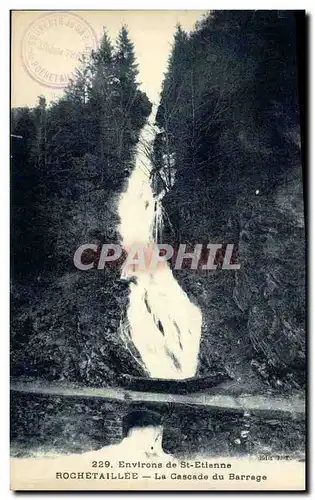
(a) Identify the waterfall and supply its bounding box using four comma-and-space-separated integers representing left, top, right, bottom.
118, 121, 202, 380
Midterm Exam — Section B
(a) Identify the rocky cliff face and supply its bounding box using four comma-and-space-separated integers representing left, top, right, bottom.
234, 165, 305, 382
165, 163, 305, 393
10, 187, 147, 386
153, 11, 305, 393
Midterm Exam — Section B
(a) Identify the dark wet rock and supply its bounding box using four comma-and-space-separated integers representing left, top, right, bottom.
162, 164, 305, 393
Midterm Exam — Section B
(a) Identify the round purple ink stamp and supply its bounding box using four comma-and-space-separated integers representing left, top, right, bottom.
21, 11, 98, 89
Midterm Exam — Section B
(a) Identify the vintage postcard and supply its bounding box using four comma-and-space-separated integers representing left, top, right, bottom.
10, 10, 306, 491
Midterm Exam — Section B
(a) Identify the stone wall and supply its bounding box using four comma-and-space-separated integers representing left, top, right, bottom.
10, 391, 305, 459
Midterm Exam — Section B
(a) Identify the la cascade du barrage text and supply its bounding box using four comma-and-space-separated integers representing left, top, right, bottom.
56, 461, 267, 483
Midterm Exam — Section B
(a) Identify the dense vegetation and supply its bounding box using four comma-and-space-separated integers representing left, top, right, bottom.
153, 11, 305, 390
11, 27, 151, 384
11, 12, 305, 393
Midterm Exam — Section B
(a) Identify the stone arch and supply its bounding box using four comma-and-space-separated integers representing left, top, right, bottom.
121, 408, 163, 438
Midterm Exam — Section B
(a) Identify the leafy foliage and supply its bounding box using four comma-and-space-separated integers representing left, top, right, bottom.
153, 11, 305, 389
11, 27, 151, 385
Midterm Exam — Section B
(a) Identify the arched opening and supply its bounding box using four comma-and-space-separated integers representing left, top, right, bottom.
122, 409, 163, 438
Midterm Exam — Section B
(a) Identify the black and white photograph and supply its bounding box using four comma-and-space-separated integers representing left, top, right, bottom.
10, 9, 306, 491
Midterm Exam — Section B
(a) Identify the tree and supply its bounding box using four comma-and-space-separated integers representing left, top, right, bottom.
152, 11, 304, 388
11, 26, 152, 385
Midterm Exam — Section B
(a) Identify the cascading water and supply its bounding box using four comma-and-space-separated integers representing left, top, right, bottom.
118, 120, 202, 380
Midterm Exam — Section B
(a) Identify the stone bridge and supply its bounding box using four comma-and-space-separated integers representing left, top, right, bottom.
10, 381, 305, 458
